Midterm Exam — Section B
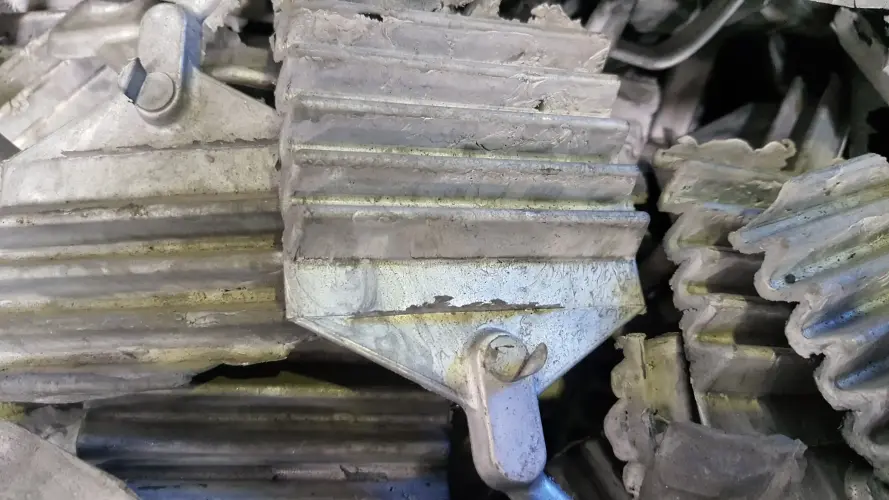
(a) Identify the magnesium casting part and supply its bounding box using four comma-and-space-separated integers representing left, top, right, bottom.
648, 41, 721, 149
0, 421, 138, 499
609, 0, 745, 71
731, 153, 889, 483
2, 373, 452, 499
834, 9, 889, 107
76, 375, 451, 499
0, 1, 316, 403
0, 0, 277, 152
273, 0, 646, 496
655, 137, 842, 440
546, 439, 630, 500
604, 333, 694, 496
45, 0, 153, 61
638, 421, 809, 499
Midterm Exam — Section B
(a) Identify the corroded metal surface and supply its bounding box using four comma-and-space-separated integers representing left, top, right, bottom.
0, 3, 313, 403
655, 137, 840, 440
274, 1, 646, 495
731, 153, 889, 482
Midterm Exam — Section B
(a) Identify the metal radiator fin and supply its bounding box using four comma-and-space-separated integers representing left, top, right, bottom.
274, 1, 646, 494
731, 153, 889, 482
656, 137, 839, 439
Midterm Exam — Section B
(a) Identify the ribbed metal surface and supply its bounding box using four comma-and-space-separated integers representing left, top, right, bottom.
273, 0, 646, 410
0, 67, 317, 403
656, 137, 839, 440
74, 376, 451, 499
732, 153, 889, 482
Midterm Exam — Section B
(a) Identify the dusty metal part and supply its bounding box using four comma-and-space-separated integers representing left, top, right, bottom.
0, 421, 138, 499
604, 333, 693, 497
0, 0, 146, 151
848, 468, 889, 500
612, 73, 661, 166
648, 41, 721, 150
834, 10, 889, 106
637, 421, 809, 500
655, 137, 845, 441
0, 0, 277, 150
730, 153, 889, 483
547, 439, 630, 500
73, 374, 451, 499
610, 0, 744, 71
810, 0, 889, 8
273, 1, 645, 496
0, 2, 317, 403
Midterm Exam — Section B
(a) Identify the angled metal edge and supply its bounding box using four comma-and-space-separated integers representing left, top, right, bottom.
656, 138, 839, 441
731, 153, 889, 481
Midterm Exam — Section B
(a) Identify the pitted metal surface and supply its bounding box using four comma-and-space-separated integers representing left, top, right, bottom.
731, 153, 889, 483
655, 137, 842, 440
274, 1, 646, 496
0, 2, 314, 403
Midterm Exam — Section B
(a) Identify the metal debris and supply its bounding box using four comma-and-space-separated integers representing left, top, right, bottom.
0, 1, 314, 403
273, 0, 646, 496
604, 333, 693, 496
731, 153, 889, 483
0, 420, 138, 499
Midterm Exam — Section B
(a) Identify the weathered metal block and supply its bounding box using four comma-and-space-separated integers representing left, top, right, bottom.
732, 153, 889, 482
657, 137, 839, 440
75, 376, 451, 499
0, 29, 313, 402
604, 333, 693, 496
274, 1, 646, 494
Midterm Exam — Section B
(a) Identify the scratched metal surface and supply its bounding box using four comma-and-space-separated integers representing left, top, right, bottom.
732, 153, 889, 483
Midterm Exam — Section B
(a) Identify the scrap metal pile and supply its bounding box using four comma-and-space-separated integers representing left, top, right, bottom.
0, 0, 888, 498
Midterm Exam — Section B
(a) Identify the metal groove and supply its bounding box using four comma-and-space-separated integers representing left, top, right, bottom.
731, 153, 889, 482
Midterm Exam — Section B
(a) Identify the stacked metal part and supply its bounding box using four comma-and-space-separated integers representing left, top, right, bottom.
272, 0, 647, 496
653, 137, 841, 437
731, 153, 889, 485
0, 0, 153, 156
0, 0, 318, 403
70, 374, 451, 499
